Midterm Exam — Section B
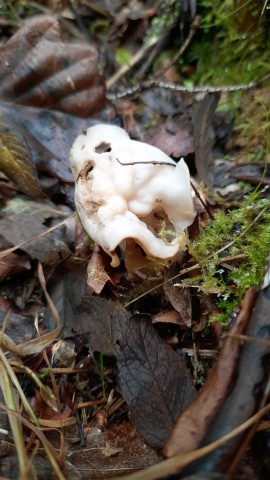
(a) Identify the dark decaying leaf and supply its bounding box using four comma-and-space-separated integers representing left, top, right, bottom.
163, 264, 192, 328
164, 287, 258, 457
112, 314, 196, 447
0, 252, 31, 281
0, 213, 70, 264
0, 103, 95, 188
79, 296, 126, 357
193, 93, 220, 189
177, 260, 270, 476
144, 113, 194, 158
0, 114, 45, 198
0, 311, 38, 345
68, 295, 196, 446
0, 15, 106, 117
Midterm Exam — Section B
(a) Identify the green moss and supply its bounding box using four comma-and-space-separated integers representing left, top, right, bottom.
186, 0, 270, 86
187, 191, 270, 324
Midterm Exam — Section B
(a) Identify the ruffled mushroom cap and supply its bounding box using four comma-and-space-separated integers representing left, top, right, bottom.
70, 124, 195, 268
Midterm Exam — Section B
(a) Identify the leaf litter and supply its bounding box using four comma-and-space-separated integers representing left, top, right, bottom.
0, 3, 270, 480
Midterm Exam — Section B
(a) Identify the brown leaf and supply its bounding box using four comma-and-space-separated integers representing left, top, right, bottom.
163, 264, 192, 328
0, 213, 70, 264
152, 309, 186, 326
87, 243, 112, 294
163, 287, 258, 458
112, 314, 196, 447
144, 113, 194, 158
0, 114, 45, 199
0, 15, 106, 117
0, 252, 31, 281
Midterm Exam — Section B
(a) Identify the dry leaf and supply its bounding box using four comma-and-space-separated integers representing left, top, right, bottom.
87, 243, 112, 294
152, 310, 186, 326
0, 15, 106, 116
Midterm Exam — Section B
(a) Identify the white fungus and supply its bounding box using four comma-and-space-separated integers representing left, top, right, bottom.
70, 124, 195, 269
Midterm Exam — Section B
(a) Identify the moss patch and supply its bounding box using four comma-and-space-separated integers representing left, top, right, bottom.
187, 191, 270, 324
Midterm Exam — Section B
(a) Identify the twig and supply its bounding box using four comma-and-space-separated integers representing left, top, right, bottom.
106, 36, 159, 90
107, 72, 270, 100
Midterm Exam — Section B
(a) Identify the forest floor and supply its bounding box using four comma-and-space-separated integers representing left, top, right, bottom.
0, 1, 270, 479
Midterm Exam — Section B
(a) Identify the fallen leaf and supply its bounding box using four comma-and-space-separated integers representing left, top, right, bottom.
112, 314, 196, 447
2, 196, 69, 221
0, 252, 31, 281
144, 113, 194, 158
0, 15, 106, 117
163, 264, 192, 328
79, 296, 126, 356
43, 260, 87, 334
0, 113, 45, 198
172, 261, 270, 475
152, 309, 186, 326
0, 213, 70, 264
87, 243, 112, 294
164, 287, 258, 457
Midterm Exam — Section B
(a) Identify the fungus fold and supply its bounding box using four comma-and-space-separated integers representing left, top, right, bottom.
70, 124, 195, 270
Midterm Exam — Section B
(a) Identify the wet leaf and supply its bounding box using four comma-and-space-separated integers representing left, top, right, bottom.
145, 113, 194, 158
170, 260, 270, 475
0, 15, 106, 117
0, 213, 70, 264
112, 314, 196, 447
0, 252, 31, 281
164, 264, 192, 328
2, 196, 69, 221
43, 260, 87, 336
164, 288, 258, 457
0, 114, 45, 199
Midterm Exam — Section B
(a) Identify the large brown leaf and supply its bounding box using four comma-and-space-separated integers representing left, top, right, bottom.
0, 15, 106, 117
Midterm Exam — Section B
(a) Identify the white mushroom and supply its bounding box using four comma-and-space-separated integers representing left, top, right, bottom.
70, 124, 195, 269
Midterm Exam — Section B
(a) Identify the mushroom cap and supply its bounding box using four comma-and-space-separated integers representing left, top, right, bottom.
70, 124, 196, 268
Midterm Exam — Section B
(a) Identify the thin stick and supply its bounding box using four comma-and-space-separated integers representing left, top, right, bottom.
108, 72, 270, 100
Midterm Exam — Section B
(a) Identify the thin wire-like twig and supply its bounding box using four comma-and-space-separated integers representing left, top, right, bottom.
108, 72, 270, 100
